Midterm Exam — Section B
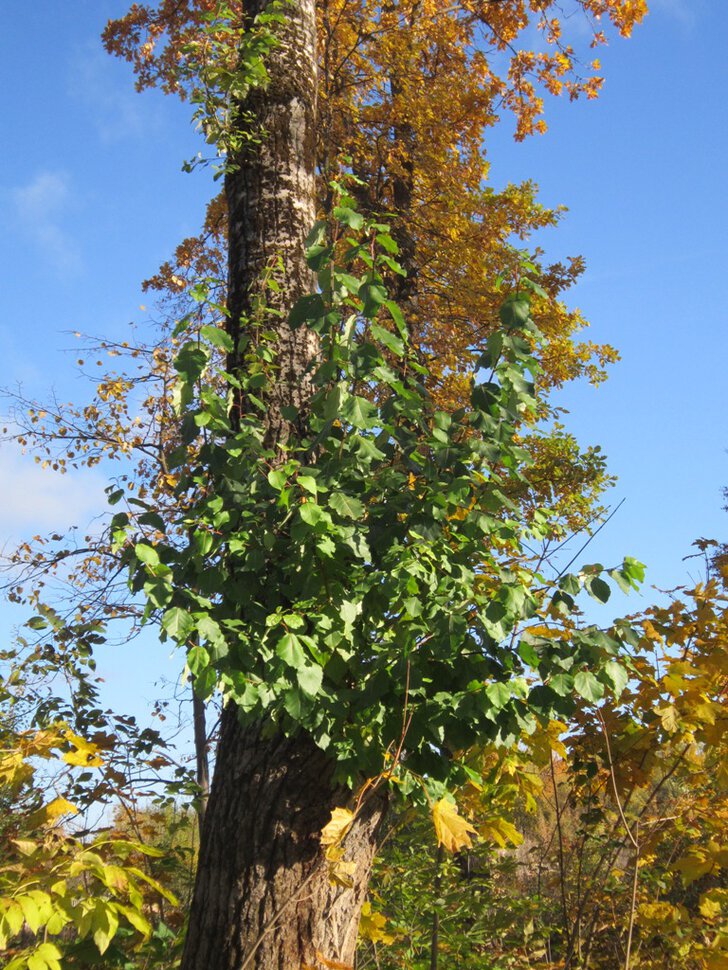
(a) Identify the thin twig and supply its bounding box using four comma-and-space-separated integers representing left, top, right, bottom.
549, 750, 571, 950
597, 710, 640, 970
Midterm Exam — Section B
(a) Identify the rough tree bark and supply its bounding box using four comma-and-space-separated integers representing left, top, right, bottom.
180, 3, 386, 968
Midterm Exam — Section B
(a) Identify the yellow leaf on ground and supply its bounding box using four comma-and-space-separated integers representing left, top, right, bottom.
432, 797, 477, 853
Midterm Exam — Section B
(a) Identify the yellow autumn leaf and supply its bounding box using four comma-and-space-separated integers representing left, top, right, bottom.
638, 901, 682, 923
321, 807, 354, 849
673, 849, 713, 885
46, 796, 79, 820
432, 797, 477, 853
324, 846, 356, 888
27, 797, 78, 829
658, 704, 679, 733
699, 889, 727, 921
480, 816, 523, 848
359, 901, 397, 945
13, 838, 38, 856
63, 730, 104, 767
0, 751, 34, 791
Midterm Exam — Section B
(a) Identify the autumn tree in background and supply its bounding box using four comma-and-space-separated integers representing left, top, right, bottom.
103, 0, 648, 529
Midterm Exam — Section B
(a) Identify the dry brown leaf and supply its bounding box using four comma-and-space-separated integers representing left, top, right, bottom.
314, 952, 353, 970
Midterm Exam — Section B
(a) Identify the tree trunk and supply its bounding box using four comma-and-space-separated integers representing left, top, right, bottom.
181, 709, 386, 970
180, 3, 386, 967
192, 692, 210, 836
225, 0, 319, 442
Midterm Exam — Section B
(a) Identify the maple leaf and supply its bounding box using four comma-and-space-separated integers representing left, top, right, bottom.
27, 797, 78, 829
432, 797, 477, 853
479, 816, 523, 848
320, 807, 354, 849
358, 901, 397, 945
321, 808, 357, 887
63, 730, 104, 768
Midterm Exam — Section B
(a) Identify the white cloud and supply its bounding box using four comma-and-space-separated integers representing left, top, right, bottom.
0, 443, 106, 543
68, 43, 157, 144
651, 0, 699, 27
11, 171, 83, 275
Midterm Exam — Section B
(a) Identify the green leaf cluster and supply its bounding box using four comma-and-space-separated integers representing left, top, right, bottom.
122, 200, 634, 788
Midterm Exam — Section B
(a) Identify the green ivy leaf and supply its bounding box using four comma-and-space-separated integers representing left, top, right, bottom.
297, 475, 318, 495
603, 660, 629, 698
333, 205, 365, 230
193, 666, 218, 700
359, 282, 388, 318
297, 663, 323, 698
162, 607, 195, 642
174, 343, 209, 383
340, 395, 378, 429
276, 632, 306, 670
26, 616, 48, 631
138, 511, 166, 532
499, 297, 531, 330
188, 644, 210, 676
200, 324, 234, 352
370, 323, 405, 357
574, 670, 605, 703
329, 492, 365, 520
267, 469, 287, 490
135, 543, 160, 567
299, 502, 324, 527
485, 681, 511, 711
549, 673, 574, 697
289, 293, 325, 329
586, 576, 611, 604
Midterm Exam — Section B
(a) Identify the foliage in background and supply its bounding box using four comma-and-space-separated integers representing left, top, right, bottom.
358, 576, 728, 969
0, 630, 191, 969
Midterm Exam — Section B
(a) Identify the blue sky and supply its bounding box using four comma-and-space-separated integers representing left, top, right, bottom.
1, 0, 727, 717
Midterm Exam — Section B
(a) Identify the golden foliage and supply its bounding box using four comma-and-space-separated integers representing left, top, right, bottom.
96, 0, 646, 536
